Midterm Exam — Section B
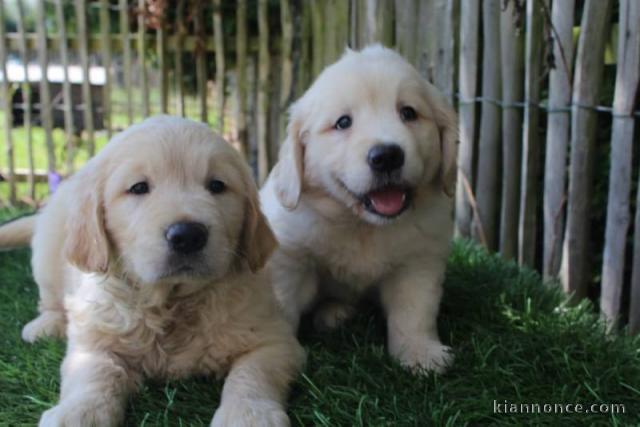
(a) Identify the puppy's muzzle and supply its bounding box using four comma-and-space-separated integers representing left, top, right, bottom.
367, 144, 405, 173
165, 222, 208, 254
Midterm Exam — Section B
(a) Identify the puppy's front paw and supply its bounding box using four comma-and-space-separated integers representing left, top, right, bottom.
39, 400, 122, 427
391, 338, 454, 375
22, 311, 66, 343
211, 399, 289, 427
313, 301, 355, 331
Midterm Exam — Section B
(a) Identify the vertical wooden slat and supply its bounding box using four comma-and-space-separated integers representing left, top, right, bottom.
323, 0, 349, 65
416, 0, 435, 81
35, 0, 55, 181
0, 0, 16, 204
213, 0, 225, 132
561, 0, 613, 299
279, 0, 293, 143
310, 0, 325, 78
55, 0, 75, 173
75, 0, 95, 156
295, 0, 312, 97
498, 0, 524, 260
175, 0, 185, 117
600, 0, 640, 328
15, 0, 35, 201
138, 0, 149, 117
120, 0, 133, 124
257, 0, 270, 183
631, 170, 640, 335
356, 0, 394, 47
99, 0, 113, 138
156, 5, 168, 114
194, 0, 207, 123
432, 0, 456, 99
543, 0, 575, 278
236, 0, 248, 155
473, 0, 501, 249
454, 0, 479, 238
518, 0, 546, 267
395, 0, 419, 65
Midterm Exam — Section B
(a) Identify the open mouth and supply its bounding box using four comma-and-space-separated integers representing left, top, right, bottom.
336, 178, 412, 219
362, 185, 412, 218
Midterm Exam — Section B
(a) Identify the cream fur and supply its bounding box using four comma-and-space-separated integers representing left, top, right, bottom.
261, 45, 458, 374
18, 116, 304, 426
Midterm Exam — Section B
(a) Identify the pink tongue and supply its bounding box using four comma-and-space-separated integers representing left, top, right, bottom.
367, 188, 406, 216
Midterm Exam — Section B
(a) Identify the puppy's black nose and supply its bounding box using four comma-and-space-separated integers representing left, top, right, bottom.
165, 222, 208, 254
367, 144, 405, 172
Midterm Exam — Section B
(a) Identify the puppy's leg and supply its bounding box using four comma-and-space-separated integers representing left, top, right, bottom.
40, 346, 140, 427
270, 252, 318, 330
380, 260, 453, 374
211, 338, 305, 427
313, 300, 356, 331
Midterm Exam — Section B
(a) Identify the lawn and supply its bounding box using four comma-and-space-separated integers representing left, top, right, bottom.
0, 209, 639, 426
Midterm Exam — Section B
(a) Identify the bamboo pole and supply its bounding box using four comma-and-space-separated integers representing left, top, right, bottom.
631, 171, 640, 335
297, 0, 312, 96
15, 0, 35, 201
279, 0, 293, 144
395, 0, 419, 65
498, 0, 524, 260
194, 0, 207, 123
561, 0, 613, 300
120, 0, 133, 124
432, 0, 455, 99
138, 0, 149, 117
310, 0, 325, 78
236, 0, 248, 155
543, 0, 575, 279
175, 0, 185, 117
416, 0, 434, 81
35, 0, 55, 181
55, 0, 75, 174
99, 0, 113, 137
518, 0, 546, 267
600, 0, 640, 328
0, 0, 15, 204
75, 0, 95, 156
454, 0, 479, 238
356, 0, 394, 47
257, 0, 270, 183
156, 4, 167, 113
213, 0, 225, 132
324, 0, 349, 65
473, 0, 501, 250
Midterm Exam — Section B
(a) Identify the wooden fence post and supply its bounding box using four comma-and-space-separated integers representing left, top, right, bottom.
498, 0, 524, 260
543, 0, 575, 279
54, 0, 75, 173
518, 0, 546, 267
310, 0, 325, 78
213, 0, 225, 133
75, 0, 95, 156
257, 0, 270, 183
156, 4, 168, 114
35, 0, 55, 180
194, 1, 207, 123
454, 0, 479, 239
175, 0, 185, 117
236, 0, 248, 156
561, 0, 613, 300
99, 0, 113, 137
474, 0, 501, 250
0, 0, 16, 204
631, 170, 640, 335
600, 0, 640, 328
120, 0, 133, 124
395, 0, 419, 65
15, 0, 35, 201
138, 0, 149, 117
279, 0, 293, 145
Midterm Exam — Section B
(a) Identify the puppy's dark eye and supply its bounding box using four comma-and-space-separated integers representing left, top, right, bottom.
335, 115, 352, 130
128, 181, 149, 195
400, 106, 418, 122
208, 179, 226, 194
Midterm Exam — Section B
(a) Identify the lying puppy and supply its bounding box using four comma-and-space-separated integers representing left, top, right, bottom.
0, 116, 304, 426
261, 45, 457, 373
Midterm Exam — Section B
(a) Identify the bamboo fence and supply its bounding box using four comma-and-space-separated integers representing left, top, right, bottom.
0, 0, 639, 333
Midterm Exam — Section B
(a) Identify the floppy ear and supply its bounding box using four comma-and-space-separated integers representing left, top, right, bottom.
272, 108, 304, 209
64, 172, 110, 273
240, 182, 278, 273
429, 88, 459, 197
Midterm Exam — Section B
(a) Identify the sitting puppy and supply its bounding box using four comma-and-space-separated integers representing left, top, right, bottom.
261, 45, 457, 373
0, 116, 304, 426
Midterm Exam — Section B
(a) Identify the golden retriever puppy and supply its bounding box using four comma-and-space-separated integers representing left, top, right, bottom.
261, 45, 457, 373
0, 116, 304, 426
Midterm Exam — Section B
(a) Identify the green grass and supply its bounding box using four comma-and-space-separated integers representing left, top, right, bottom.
0, 209, 639, 426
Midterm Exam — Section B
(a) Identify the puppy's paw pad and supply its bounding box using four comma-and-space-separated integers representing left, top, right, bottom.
393, 341, 454, 375
211, 399, 289, 427
22, 312, 66, 343
313, 302, 355, 332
